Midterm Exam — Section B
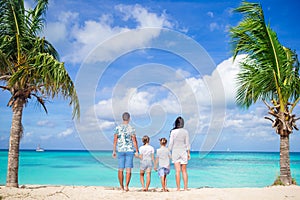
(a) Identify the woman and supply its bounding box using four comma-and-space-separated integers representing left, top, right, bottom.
169, 116, 190, 191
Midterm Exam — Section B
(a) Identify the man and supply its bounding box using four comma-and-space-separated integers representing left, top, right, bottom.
112, 112, 139, 191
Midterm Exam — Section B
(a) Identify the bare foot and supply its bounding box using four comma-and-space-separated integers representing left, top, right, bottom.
125, 187, 129, 192
163, 189, 169, 192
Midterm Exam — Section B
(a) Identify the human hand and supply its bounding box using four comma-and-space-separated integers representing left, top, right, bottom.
134, 152, 139, 158
112, 151, 116, 158
188, 153, 191, 160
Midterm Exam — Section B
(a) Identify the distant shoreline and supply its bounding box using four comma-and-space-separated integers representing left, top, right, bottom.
1, 149, 300, 153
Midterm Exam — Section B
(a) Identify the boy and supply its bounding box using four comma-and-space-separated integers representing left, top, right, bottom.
154, 138, 171, 192
139, 135, 155, 191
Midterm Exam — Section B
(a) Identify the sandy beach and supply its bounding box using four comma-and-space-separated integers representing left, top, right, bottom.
1, 185, 300, 200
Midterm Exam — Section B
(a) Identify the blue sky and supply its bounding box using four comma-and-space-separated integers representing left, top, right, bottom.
0, 0, 299, 151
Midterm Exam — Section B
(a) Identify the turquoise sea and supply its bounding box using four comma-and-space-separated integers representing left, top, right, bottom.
0, 150, 299, 188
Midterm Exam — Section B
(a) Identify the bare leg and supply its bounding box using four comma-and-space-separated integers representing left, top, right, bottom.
163, 175, 169, 192
174, 162, 181, 191
145, 171, 151, 191
140, 170, 145, 190
160, 176, 165, 191
125, 168, 131, 191
182, 164, 188, 190
118, 169, 124, 190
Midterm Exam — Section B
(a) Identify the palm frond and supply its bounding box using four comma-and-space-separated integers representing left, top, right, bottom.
9, 52, 80, 118
236, 59, 276, 107
27, 0, 48, 35
30, 37, 60, 60
31, 93, 48, 114
0, 50, 12, 75
230, 1, 300, 109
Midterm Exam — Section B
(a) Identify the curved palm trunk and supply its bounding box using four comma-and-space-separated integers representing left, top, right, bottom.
279, 135, 292, 185
6, 98, 24, 187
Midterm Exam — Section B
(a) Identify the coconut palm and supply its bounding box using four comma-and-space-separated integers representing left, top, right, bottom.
230, 1, 300, 185
0, 0, 80, 187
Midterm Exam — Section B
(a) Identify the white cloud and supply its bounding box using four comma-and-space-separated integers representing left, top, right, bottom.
245, 131, 277, 141
75, 54, 290, 150
78, 55, 244, 133
98, 120, 115, 130
116, 4, 173, 28
21, 132, 32, 143
222, 104, 280, 143
225, 7, 234, 17
77, 55, 246, 138
44, 11, 79, 43
45, 4, 173, 64
225, 107, 269, 128
128, 90, 153, 115
176, 69, 191, 78
24, 132, 33, 137
215, 54, 247, 104
58, 128, 73, 138
209, 22, 220, 31
207, 11, 214, 18
40, 135, 52, 140
37, 120, 55, 127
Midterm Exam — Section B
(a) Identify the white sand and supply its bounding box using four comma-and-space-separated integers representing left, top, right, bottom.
1, 185, 300, 200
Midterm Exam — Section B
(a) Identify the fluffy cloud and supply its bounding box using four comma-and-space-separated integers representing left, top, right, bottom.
37, 120, 55, 127
115, 4, 173, 28
79, 55, 245, 135
44, 11, 79, 44
58, 128, 74, 138
74, 53, 291, 150
207, 11, 214, 18
44, 4, 173, 63
215, 54, 247, 105
209, 22, 220, 31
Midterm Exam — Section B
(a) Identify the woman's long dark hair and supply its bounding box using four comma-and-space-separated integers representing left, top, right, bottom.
170, 116, 184, 132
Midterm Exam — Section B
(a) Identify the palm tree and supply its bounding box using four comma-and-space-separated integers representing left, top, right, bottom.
0, 0, 80, 187
230, 1, 300, 185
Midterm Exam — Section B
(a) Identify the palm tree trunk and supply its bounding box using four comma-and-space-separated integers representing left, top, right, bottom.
6, 98, 24, 187
279, 134, 292, 185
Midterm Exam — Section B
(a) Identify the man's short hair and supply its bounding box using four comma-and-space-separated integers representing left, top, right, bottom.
122, 112, 130, 121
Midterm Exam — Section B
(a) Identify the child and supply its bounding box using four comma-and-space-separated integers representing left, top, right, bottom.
154, 138, 171, 192
139, 135, 155, 191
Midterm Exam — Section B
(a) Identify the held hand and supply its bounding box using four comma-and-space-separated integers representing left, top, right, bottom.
112, 151, 116, 159
134, 152, 139, 158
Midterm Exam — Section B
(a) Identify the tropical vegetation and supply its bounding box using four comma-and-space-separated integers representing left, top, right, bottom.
230, 1, 300, 185
0, 0, 80, 187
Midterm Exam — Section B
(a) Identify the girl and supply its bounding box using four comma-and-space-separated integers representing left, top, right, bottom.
154, 138, 171, 192
139, 135, 154, 191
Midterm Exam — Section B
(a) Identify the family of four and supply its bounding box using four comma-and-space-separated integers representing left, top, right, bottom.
112, 112, 190, 192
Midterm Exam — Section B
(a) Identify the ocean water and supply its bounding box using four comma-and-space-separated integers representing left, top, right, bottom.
0, 150, 299, 188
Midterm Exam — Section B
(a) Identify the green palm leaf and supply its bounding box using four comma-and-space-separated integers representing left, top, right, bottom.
0, 0, 79, 117
230, 1, 300, 185
1, 0, 79, 188
230, 1, 300, 110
